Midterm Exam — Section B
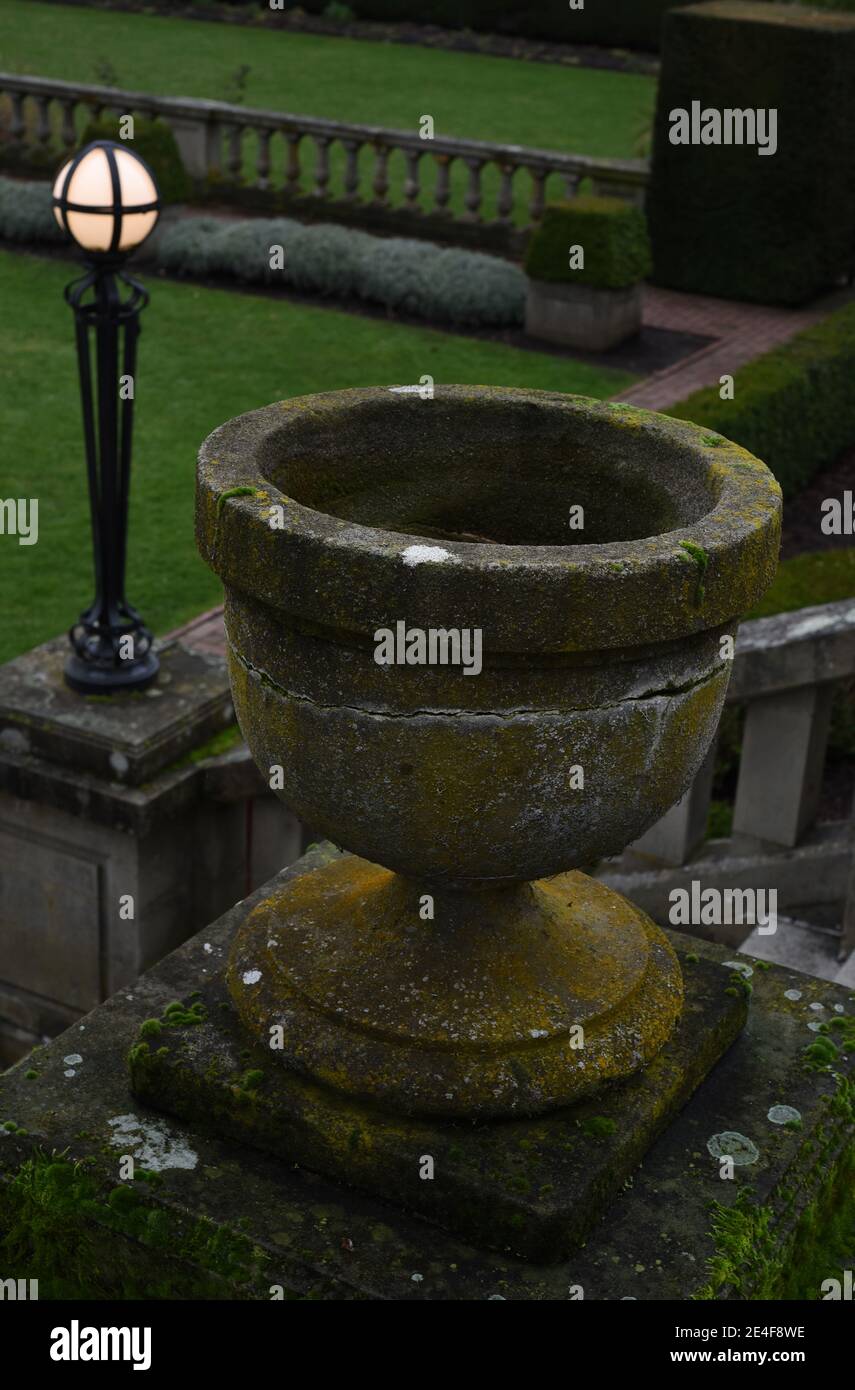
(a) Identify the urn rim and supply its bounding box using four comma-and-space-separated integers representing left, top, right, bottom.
196, 385, 781, 652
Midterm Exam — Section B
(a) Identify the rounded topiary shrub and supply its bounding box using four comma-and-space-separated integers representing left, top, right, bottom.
78, 115, 192, 204
525, 196, 652, 292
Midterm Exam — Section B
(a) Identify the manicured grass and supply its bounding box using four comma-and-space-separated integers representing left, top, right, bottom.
0, 0, 654, 221
0, 247, 636, 663
749, 548, 855, 619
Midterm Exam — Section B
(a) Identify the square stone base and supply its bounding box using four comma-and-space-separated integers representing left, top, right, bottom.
1, 845, 852, 1300
128, 928, 747, 1262
525, 278, 643, 351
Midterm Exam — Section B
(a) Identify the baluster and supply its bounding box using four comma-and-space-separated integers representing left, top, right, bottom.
563, 172, 582, 200
285, 133, 302, 196
496, 162, 516, 224
433, 153, 452, 214
314, 135, 331, 199
732, 684, 835, 848
371, 142, 390, 204
527, 166, 547, 225
227, 124, 243, 182
256, 128, 272, 190
342, 139, 361, 200
630, 743, 717, 867
60, 100, 77, 151
9, 92, 26, 148
403, 149, 421, 210
35, 95, 52, 150
462, 157, 484, 222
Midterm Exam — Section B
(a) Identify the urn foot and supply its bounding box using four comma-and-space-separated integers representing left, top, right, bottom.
227, 855, 683, 1120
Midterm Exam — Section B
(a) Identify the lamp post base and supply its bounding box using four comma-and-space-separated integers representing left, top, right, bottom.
63, 646, 160, 696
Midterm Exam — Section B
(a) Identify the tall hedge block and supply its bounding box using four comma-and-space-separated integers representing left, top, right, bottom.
648, 1, 855, 304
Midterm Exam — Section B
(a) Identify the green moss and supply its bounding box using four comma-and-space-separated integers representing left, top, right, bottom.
24, 1069, 39, 1080
160, 999, 208, 1027
139, 1019, 162, 1039
699, 1096, 855, 1302
678, 540, 709, 604
580, 1116, 617, 1139
165, 722, 244, 773
217, 486, 263, 515
0, 1150, 269, 1299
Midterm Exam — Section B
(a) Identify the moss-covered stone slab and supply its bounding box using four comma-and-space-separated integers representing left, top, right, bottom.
1, 845, 852, 1300
129, 872, 739, 1260
0, 636, 234, 786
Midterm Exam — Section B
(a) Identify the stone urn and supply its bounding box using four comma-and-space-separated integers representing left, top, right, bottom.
196, 386, 781, 1122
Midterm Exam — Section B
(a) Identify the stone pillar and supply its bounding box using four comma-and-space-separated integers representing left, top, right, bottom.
0, 637, 301, 1065
732, 683, 834, 847
630, 742, 717, 866
167, 113, 222, 180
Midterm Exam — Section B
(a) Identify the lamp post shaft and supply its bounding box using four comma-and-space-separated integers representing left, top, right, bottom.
64, 264, 158, 694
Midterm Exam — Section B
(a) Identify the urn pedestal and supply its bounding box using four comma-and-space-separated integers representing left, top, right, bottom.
133, 386, 781, 1256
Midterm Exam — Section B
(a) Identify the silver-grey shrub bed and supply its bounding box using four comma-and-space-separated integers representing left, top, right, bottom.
0, 179, 525, 328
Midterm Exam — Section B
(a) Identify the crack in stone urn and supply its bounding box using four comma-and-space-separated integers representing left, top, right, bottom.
196, 386, 781, 1121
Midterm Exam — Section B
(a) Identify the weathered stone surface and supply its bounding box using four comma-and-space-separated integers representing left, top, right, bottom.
525, 278, 643, 352
197, 388, 780, 889
0, 846, 851, 1300
0, 640, 302, 1064
136, 898, 736, 1260
602, 821, 853, 946
224, 855, 684, 1119
0, 638, 235, 786
196, 387, 782, 652
727, 599, 855, 703
193, 387, 781, 1117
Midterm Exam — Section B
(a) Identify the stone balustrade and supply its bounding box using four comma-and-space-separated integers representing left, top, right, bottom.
0, 72, 649, 248
605, 598, 855, 959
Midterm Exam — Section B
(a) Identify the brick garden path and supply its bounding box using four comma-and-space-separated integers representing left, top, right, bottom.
614, 283, 853, 410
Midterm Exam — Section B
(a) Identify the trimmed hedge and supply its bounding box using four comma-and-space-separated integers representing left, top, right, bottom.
78, 115, 192, 205
0, 180, 64, 244
162, 1, 677, 49
669, 302, 855, 499
73, 0, 855, 51
648, 1, 855, 305
0, 180, 525, 328
524, 197, 651, 290
156, 215, 526, 325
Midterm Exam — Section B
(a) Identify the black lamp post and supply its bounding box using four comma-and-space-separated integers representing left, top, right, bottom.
52, 140, 161, 694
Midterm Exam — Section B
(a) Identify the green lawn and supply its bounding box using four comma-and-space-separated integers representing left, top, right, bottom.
0, 0, 654, 222
749, 548, 855, 619
0, 247, 636, 663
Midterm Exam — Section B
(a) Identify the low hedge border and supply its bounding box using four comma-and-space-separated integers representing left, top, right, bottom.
524, 196, 651, 290
0, 178, 526, 328
669, 301, 855, 499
